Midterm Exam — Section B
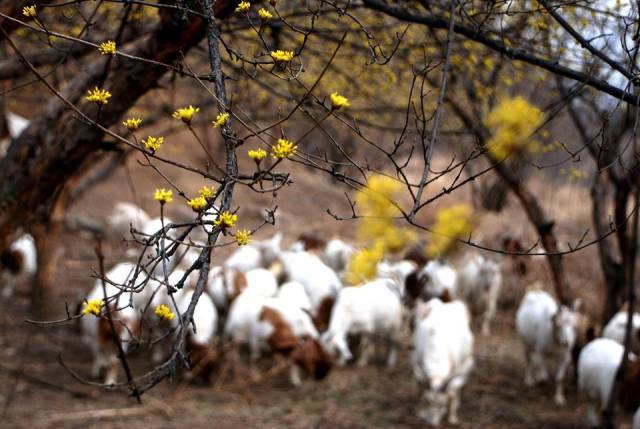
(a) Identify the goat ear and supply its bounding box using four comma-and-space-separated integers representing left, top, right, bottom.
440, 289, 452, 303
572, 298, 583, 313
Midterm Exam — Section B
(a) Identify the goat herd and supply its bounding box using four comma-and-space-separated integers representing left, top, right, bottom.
2, 201, 640, 427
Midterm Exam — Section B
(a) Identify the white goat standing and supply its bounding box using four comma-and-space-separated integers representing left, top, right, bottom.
515, 288, 581, 405
456, 254, 502, 335
412, 298, 474, 427
322, 278, 402, 367
1, 233, 37, 298
602, 309, 640, 354
224, 233, 282, 273
322, 239, 355, 274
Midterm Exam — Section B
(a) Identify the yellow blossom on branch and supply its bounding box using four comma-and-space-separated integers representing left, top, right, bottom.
82, 299, 102, 317
258, 8, 273, 21
142, 135, 164, 152
199, 186, 214, 200
330, 92, 350, 110
213, 211, 238, 228
154, 188, 173, 204
187, 196, 207, 212
426, 204, 474, 258
248, 148, 267, 163
485, 96, 543, 161
99, 40, 116, 55
235, 1, 250, 13
345, 241, 385, 286
154, 304, 175, 321
212, 112, 230, 128
122, 117, 142, 130
271, 138, 297, 159
235, 229, 251, 246
22, 5, 36, 17
86, 87, 111, 105
270, 50, 294, 63
172, 105, 199, 124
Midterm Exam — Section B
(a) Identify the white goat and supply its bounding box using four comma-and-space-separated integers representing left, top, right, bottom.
515, 288, 581, 405
407, 259, 458, 303
224, 293, 332, 386
603, 310, 640, 354
80, 262, 148, 385
208, 266, 278, 313
322, 238, 355, 274
224, 233, 282, 273
280, 250, 342, 312
174, 288, 219, 381
412, 298, 474, 427
322, 278, 402, 366
1, 233, 37, 298
577, 338, 639, 427
277, 281, 313, 312
0, 112, 30, 157
108, 202, 151, 238
456, 253, 502, 335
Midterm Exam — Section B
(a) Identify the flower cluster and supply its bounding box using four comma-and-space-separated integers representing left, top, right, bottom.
270, 50, 294, 63
235, 229, 251, 246
99, 40, 116, 55
330, 92, 350, 110
199, 186, 214, 200
426, 204, 474, 258
172, 105, 199, 124
154, 304, 175, 321
344, 174, 415, 285
214, 211, 238, 228
187, 196, 207, 212
82, 299, 102, 317
154, 188, 173, 204
248, 148, 267, 163
22, 5, 36, 17
143, 135, 164, 152
271, 138, 297, 159
344, 242, 385, 286
212, 112, 230, 128
86, 87, 111, 105
236, 1, 250, 13
485, 97, 543, 161
122, 117, 142, 130
258, 8, 273, 21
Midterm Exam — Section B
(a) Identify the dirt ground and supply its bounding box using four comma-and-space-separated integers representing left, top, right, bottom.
0, 149, 628, 428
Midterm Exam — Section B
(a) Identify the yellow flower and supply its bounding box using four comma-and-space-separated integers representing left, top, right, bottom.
142, 135, 164, 152
154, 304, 175, 321
345, 241, 385, 286
187, 196, 208, 212
86, 87, 112, 105
213, 211, 238, 228
271, 138, 297, 159
172, 105, 199, 124
426, 204, 474, 258
258, 8, 273, 21
235, 1, 250, 13
248, 148, 267, 163
485, 96, 543, 161
22, 5, 36, 17
270, 50, 295, 63
330, 92, 350, 110
212, 112, 230, 128
235, 229, 251, 246
82, 299, 102, 317
199, 186, 214, 200
122, 117, 142, 130
99, 40, 116, 55
154, 188, 173, 204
